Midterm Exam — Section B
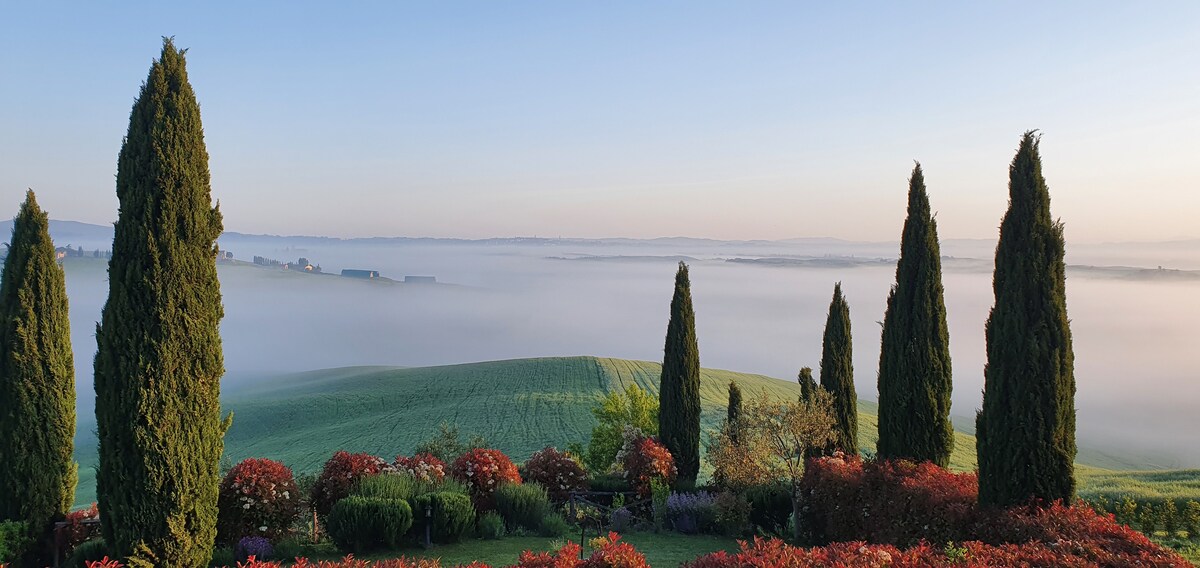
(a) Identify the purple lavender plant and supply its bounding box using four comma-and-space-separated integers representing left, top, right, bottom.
235, 535, 274, 561
666, 491, 717, 535
610, 506, 634, 532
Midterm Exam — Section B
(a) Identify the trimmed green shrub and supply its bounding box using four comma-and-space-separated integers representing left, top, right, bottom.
352, 472, 432, 502
209, 546, 235, 567
744, 483, 792, 536
590, 473, 632, 493
271, 537, 303, 562
65, 538, 108, 568
0, 520, 31, 564
326, 496, 413, 553
495, 483, 551, 531
411, 491, 475, 543
477, 511, 505, 540
538, 513, 570, 537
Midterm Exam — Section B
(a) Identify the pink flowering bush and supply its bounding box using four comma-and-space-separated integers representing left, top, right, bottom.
524, 447, 588, 502
218, 458, 301, 543
615, 427, 675, 498
393, 453, 446, 483
311, 451, 391, 516
450, 449, 522, 511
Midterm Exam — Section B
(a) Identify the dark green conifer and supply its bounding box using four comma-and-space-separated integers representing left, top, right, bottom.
819, 283, 857, 455
659, 261, 701, 484
726, 381, 742, 446
798, 366, 816, 401
0, 191, 76, 552
94, 38, 227, 567
876, 163, 954, 467
976, 131, 1076, 507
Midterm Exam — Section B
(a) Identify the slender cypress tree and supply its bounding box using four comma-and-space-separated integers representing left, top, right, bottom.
819, 283, 857, 456
977, 131, 1076, 507
0, 191, 76, 551
726, 381, 743, 446
876, 163, 954, 467
798, 366, 816, 402
659, 261, 701, 484
94, 38, 227, 567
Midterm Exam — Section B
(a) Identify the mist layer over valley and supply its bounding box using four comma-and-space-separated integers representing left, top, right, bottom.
36, 221, 1200, 470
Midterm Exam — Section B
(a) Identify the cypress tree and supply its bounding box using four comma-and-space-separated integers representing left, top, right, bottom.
0, 191, 76, 551
798, 366, 816, 402
976, 131, 1076, 507
726, 381, 742, 446
819, 283, 857, 455
876, 163, 954, 467
94, 38, 227, 567
658, 261, 701, 484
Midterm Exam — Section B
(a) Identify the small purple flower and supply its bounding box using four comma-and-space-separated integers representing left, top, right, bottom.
235, 535, 273, 561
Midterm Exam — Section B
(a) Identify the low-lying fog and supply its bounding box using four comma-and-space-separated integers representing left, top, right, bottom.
53, 227, 1200, 468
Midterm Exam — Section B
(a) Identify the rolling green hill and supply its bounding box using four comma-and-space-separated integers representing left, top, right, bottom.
72, 356, 1198, 506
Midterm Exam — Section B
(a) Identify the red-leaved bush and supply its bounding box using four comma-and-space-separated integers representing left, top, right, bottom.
616, 429, 676, 498
62, 503, 101, 556
684, 536, 1190, 568
792, 455, 1189, 566
218, 458, 301, 543
800, 453, 979, 545
513, 532, 649, 568
311, 451, 391, 515
450, 449, 522, 511
394, 453, 446, 483
524, 447, 588, 502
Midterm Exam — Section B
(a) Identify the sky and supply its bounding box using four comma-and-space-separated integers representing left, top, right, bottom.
2, 2, 1198, 242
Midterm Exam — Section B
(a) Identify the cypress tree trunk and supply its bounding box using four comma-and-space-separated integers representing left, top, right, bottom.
94, 38, 226, 567
977, 131, 1076, 508
876, 163, 954, 467
658, 261, 701, 484
726, 381, 742, 446
819, 283, 857, 456
0, 191, 76, 556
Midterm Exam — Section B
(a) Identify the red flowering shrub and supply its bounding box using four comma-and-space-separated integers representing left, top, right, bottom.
62, 503, 101, 555
394, 453, 446, 483
450, 449, 522, 511
615, 428, 676, 498
800, 454, 978, 546
524, 447, 588, 502
683, 536, 1190, 568
311, 451, 391, 515
513, 532, 648, 568
218, 458, 301, 543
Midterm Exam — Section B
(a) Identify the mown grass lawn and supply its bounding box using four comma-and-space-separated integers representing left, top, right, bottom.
339, 533, 739, 567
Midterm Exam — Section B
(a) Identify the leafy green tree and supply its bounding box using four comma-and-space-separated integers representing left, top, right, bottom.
94, 38, 228, 567
726, 381, 743, 446
584, 384, 659, 472
658, 261, 701, 484
976, 132, 1076, 508
0, 191, 76, 557
876, 163, 954, 467
819, 283, 857, 456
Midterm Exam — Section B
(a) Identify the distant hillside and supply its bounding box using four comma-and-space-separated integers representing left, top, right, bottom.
71, 356, 1196, 507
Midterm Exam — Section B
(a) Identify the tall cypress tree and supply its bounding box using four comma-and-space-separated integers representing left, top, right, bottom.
819, 283, 857, 456
876, 163, 954, 467
94, 38, 227, 567
726, 381, 742, 446
0, 191, 76, 550
659, 261, 701, 484
977, 131, 1076, 507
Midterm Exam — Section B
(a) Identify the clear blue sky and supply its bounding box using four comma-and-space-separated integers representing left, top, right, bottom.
2, 2, 1197, 241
